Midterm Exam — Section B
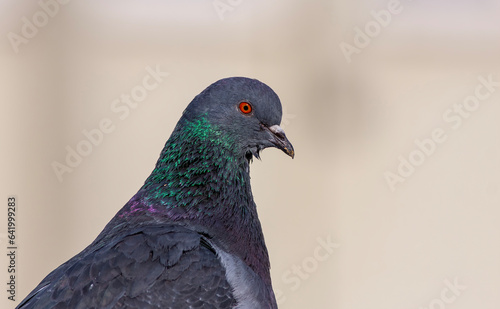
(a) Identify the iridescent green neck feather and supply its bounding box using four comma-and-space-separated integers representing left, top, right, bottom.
138, 115, 252, 217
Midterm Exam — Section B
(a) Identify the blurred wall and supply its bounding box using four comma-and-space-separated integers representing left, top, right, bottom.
1, 1, 499, 308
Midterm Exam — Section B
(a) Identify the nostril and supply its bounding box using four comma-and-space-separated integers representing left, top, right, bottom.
274, 131, 285, 140
268, 124, 286, 139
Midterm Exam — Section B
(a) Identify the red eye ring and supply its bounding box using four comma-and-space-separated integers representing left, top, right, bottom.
239, 102, 253, 114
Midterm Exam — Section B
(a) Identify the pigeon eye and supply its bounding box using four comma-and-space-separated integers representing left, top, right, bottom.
239, 102, 252, 114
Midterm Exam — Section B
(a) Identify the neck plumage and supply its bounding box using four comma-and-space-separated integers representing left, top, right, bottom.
121, 116, 272, 284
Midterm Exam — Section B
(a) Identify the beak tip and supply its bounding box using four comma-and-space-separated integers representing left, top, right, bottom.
267, 124, 295, 159
282, 144, 295, 159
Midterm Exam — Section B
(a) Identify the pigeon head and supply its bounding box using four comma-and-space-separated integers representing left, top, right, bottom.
180, 77, 294, 161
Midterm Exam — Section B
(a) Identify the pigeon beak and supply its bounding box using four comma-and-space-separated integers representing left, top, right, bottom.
267, 125, 295, 159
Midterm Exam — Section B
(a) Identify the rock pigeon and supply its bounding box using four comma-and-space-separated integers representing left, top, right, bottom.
17, 77, 294, 309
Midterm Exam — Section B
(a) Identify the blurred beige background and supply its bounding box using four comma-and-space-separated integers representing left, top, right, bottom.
1, 1, 500, 308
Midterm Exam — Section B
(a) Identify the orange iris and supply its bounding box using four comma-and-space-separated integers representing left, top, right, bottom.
239, 102, 252, 114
